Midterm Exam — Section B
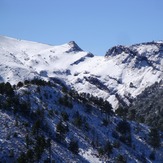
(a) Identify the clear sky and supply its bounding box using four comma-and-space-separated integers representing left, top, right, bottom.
1, 0, 163, 55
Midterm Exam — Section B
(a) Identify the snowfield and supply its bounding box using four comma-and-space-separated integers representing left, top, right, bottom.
0, 35, 163, 109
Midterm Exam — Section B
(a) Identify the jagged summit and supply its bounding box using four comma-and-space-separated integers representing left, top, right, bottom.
67, 41, 83, 52
105, 41, 163, 57
105, 45, 133, 57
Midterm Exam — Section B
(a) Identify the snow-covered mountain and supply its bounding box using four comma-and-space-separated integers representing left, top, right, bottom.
0, 35, 163, 108
0, 36, 163, 162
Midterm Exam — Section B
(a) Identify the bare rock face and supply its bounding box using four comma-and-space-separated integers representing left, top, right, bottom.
67, 41, 83, 52
105, 45, 134, 57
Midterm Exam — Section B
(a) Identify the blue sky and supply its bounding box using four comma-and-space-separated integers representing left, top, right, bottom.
1, 0, 163, 55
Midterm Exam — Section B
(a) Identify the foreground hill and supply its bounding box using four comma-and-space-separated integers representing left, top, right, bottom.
127, 81, 163, 130
0, 36, 163, 108
0, 79, 162, 162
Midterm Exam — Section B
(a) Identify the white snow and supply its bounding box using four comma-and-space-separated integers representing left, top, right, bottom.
80, 148, 102, 163
0, 35, 162, 108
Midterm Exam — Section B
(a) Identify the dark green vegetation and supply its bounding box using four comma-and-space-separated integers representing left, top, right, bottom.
0, 79, 162, 162
0, 79, 114, 162
116, 81, 163, 131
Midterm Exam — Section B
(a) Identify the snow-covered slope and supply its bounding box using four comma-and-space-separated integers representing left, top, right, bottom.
0, 80, 162, 162
0, 36, 93, 83
0, 35, 163, 108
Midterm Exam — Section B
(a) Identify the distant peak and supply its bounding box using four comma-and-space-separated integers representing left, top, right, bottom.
67, 41, 83, 52
105, 41, 163, 57
68, 41, 77, 46
105, 45, 132, 57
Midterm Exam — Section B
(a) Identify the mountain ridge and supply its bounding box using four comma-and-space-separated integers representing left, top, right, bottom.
0, 35, 163, 108
0, 35, 163, 162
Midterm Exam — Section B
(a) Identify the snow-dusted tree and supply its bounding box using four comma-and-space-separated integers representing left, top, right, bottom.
68, 139, 79, 154
148, 128, 160, 149
56, 121, 68, 142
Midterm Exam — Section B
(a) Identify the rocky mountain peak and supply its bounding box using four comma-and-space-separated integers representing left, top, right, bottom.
105, 45, 134, 57
67, 41, 83, 52
105, 41, 163, 58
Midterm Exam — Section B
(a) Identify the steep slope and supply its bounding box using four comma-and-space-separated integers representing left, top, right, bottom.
0, 35, 163, 108
126, 81, 163, 130
0, 79, 162, 162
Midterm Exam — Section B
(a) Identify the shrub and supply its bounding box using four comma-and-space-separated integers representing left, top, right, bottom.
84, 122, 90, 132
73, 113, 83, 128
104, 141, 113, 156
68, 139, 79, 154
17, 81, 24, 88
0, 82, 14, 96
102, 118, 109, 126
116, 120, 131, 135
56, 121, 68, 142
148, 128, 160, 149
149, 151, 155, 160
61, 111, 69, 121
115, 107, 128, 118
98, 147, 104, 156
32, 120, 41, 136
59, 95, 73, 108
17, 152, 27, 163
116, 154, 126, 163
116, 120, 131, 146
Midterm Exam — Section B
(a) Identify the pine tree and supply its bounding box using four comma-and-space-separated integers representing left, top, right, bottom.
56, 121, 68, 142
148, 128, 160, 149
68, 139, 79, 154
